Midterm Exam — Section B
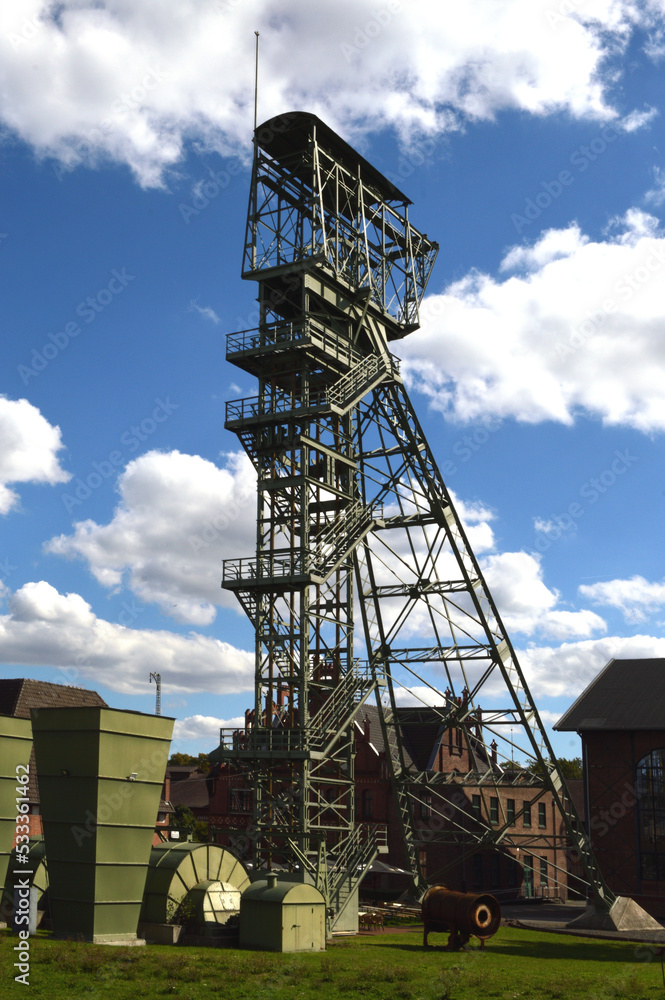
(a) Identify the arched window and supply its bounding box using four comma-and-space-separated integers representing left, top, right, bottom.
637, 748, 665, 881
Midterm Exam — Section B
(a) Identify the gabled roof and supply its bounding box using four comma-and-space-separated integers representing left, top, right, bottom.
355, 704, 416, 770
169, 774, 211, 810
0, 678, 107, 718
555, 658, 665, 732
357, 703, 499, 777
0, 678, 108, 803
396, 708, 444, 771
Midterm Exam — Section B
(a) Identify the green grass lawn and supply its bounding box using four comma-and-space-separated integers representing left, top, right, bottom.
1, 926, 664, 999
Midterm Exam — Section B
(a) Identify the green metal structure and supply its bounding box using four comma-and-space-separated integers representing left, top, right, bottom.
31, 706, 173, 943
2, 838, 49, 920
140, 841, 250, 925
0, 715, 32, 896
216, 111, 616, 922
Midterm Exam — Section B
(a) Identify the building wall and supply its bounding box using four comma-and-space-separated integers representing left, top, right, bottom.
583, 728, 665, 917
197, 719, 569, 900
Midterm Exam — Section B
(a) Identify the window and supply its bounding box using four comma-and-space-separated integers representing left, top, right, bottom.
523, 801, 532, 827
538, 802, 547, 828
490, 797, 499, 824
637, 748, 665, 881
362, 789, 373, 819
490, 853, 501, 888
540, 857, 548, 886
448, 727, 463, 756
523, 853, 533, 897
472, 794, 481, 820
507, 799, 515, 826
419, 792, 432, 819
229, 788, 252, 813
508, 856, 519, 886
472, 853, 483, 889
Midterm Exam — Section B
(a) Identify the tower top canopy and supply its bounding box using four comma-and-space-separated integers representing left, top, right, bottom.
255, 111, 412, 207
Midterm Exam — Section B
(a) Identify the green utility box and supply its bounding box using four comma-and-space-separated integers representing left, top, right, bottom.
0, 715, 33, 894
31, 706, 173, 943
239, 873, 326, 952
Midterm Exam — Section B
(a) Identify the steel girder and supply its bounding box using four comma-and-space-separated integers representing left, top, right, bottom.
217, 111, 614, 918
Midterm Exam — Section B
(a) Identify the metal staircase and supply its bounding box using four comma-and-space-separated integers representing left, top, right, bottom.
327, 354, 400, 415
308, 660, 379, 756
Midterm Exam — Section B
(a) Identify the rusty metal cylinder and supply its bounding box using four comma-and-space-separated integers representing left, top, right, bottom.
422, 885, 501, 942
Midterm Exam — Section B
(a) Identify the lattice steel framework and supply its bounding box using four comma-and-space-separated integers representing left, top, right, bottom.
216, 112, 614, 922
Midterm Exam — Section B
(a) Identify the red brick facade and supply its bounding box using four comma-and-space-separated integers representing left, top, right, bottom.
176, 709, 572, 901
583, 729, 665, 917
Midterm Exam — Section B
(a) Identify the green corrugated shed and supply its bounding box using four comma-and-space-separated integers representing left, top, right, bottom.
240, 873, 326, 952
31, 706, 173, 943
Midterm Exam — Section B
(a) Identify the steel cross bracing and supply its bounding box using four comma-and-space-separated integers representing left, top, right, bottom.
216, 112, 614, 923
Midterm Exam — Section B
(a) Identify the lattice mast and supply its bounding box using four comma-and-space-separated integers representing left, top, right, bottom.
218, 112, 614, 915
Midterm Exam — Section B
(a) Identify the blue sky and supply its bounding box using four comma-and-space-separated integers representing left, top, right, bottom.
2, 0, 665, 760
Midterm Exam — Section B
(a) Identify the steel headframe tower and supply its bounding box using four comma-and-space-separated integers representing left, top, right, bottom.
218, 111, 615, 925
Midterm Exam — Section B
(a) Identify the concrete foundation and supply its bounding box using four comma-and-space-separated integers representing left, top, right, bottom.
137, 922, 183, 945
567, 895, 664, 932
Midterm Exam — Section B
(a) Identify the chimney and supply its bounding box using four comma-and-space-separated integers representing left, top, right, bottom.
475, 707, 483, 739
266, 871, 278, 889
490, 740, 498, 764
363, 714, 371, 741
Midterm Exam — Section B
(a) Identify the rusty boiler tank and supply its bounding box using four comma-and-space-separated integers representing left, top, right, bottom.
421, 885, 501, 950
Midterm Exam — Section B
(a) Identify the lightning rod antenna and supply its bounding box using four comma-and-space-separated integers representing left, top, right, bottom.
149, 672, 161, 716
254, 31, 260, 134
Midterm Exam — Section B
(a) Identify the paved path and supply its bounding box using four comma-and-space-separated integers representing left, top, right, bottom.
500, 900, 665, 945
357, 901, 665, 945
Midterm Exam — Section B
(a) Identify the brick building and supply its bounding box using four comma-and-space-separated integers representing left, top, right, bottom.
555, 656, 665, 917
177, 703, 573, 900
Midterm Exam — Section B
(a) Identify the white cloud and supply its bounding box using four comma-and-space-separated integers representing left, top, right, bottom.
617, 106, 659, 132
0, 396, 70, 514
481, 550, 606, 639
500, 225, 588, 272
645, 167, 665, 207
46, 449, 257, 625
0, 1, 659, 186
449, 489, 496, 553
0, 580, 254, 695
522, 633, 665, 699
392, 685, 446, 708
579, 575, 665, 623
189, 299, 220, 324
401, 213, 665, 431
173, 714, 245, 742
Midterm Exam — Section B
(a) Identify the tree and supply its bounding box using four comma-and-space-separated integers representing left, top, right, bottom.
554, 757, 583, 780
530, 756, 583, 780
172, 804, 209, 843
167, 751, 210, 771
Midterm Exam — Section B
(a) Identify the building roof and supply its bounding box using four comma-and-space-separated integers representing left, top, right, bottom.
169, 774, 211, 810
0, 678, 108, 803
0, 678, 107, 719
555, 658, 665, 732
256, 111, 412, 206
356, 704, 416, 770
